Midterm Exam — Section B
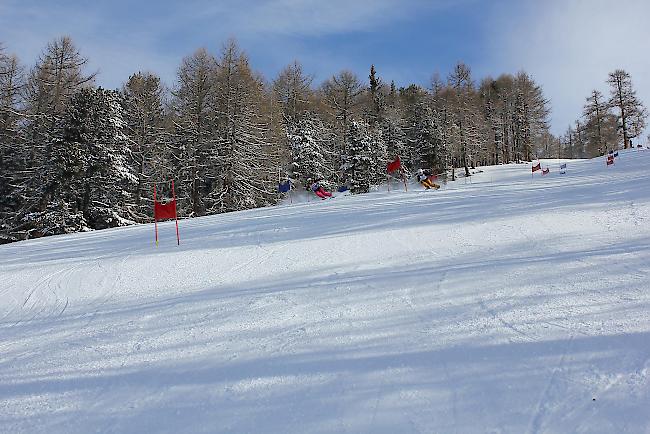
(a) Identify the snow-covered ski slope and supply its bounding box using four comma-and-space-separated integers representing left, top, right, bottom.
1, 151, 649, 434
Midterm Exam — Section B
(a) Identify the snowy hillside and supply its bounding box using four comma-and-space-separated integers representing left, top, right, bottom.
1, 151, 649, 433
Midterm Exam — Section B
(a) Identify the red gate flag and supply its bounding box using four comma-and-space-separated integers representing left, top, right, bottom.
153, 180, 180, 246
532, 162, 541, 172
607, 156, 614, 166
154, 199, 177, 220
387, 156, 401, 173
542, 168, 550, 175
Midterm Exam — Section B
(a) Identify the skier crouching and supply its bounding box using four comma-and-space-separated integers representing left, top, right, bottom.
310, 181, 332, 199
416, 169, 440, 190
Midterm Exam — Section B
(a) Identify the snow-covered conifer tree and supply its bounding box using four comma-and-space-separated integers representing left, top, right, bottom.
381, 114, 406, 168
415, 104, 444, 172
368, 125, 388, 185
17, 87, 136, 236
342, 120, 373, 193
287, 112, 331, 187
122, 72, 169, 218
399, 84, 428, 170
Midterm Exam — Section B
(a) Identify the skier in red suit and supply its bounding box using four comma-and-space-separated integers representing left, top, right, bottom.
310, 181, 332, 199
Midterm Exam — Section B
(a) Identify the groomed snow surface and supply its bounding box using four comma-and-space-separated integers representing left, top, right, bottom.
1, 150, 649, 434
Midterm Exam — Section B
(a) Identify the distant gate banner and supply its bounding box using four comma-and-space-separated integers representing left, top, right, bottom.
607, 156, 614, 166
532, 163, 541, 173
278, 180, 291, 193
386, 156, 407, 192
542, 168, 550, 175
387, 156, 401, 173
153, 180, 180, 246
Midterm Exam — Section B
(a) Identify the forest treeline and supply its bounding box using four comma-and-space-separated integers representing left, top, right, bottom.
0, 37, 646, 242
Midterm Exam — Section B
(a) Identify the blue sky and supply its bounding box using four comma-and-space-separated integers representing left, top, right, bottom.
1, 0, 648, 137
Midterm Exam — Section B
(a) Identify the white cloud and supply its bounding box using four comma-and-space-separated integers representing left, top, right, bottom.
176, 0, 458, 37
490, 0, 650, 138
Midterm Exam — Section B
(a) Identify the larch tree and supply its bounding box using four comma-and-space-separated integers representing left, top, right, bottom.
272, 60, 313, 124
582, 89, 617, 156
564, 125, 578, 159
272, 61, 316, 183
121, 71, 169, 218
0, 46, 23, 158
512, 72, 550, 162
607, 69, 647, 148
322, 70, 365, 153
23, 36, 96, 168
0, 46, 25, 222
212, 40, 277, 212
447, 62, 484, 176
170, 48, 217, 217
479, 78, 505, 165
563, 119, 587, 159
495, 74, 516, 163
17, 36, 97, 230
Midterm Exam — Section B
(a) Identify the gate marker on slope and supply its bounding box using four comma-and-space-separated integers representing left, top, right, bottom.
153, 180, 180, 246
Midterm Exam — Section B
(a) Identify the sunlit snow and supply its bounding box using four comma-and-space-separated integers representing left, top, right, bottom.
1, 150, 649, 433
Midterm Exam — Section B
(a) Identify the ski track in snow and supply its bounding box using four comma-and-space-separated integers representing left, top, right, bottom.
1, 151, 650, 433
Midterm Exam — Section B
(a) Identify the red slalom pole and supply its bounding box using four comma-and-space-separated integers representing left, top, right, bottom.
153, 184, 159, 247
172, 179, 180, 246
